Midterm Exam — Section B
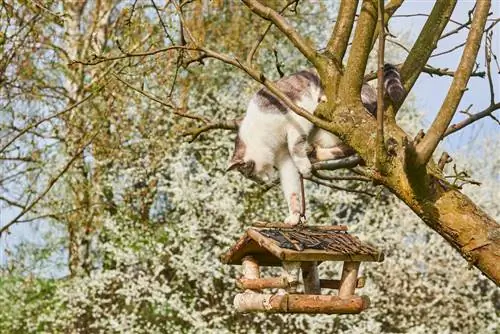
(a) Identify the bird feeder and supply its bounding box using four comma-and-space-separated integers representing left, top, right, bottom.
220, 222, 384, 314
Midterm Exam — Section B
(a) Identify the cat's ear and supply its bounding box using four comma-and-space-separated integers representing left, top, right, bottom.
227, 134, 246, 172
226, 158, 243, 172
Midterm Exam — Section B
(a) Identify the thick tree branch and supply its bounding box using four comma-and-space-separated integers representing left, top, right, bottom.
241, 0, 320, 67
325, 0, 358, 64
388, 1, 457, 117
416, 1, 491, 165
375, 0, 386, 171
340, 0, 378, 105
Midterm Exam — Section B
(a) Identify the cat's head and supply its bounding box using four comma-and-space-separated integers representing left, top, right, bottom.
226, 135, 273, 184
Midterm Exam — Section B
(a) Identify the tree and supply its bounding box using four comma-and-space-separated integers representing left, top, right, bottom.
0, 1, 498, 333
72, 0, 500, 283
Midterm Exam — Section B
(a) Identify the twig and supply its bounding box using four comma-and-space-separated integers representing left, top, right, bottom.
241, 0, 320, 67
183, 120, 239, 142
246, 0, 299, 65
0, 130, 102, 236
312, 170, 370, 182
444, 102, 500, 137
306, 176, 375, 197
430, 42, 466, 58
0, 90, 101, 154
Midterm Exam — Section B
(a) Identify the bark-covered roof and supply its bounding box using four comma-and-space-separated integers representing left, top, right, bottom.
221, 224, 384, 266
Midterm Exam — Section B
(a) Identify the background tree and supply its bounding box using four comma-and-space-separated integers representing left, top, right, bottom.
0, 1, 498, 333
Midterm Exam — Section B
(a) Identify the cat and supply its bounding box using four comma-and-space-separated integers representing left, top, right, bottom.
227, 64, 404, 225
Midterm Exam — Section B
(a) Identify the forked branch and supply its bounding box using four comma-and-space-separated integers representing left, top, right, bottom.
389, 1, 457, 117
416, 1, 491, 165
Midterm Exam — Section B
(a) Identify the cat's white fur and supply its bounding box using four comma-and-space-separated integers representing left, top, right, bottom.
233, 70, 345, 225
229, 66, 403, 225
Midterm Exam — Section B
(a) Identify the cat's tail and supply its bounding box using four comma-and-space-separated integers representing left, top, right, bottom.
384, 64, 405, 102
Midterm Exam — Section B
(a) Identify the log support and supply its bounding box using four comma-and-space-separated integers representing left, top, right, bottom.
233, 293, 370, 314
242, 256, 260, 293
301, 261, 321, 294
338, 261, 360, 298
282, 261, 301, 293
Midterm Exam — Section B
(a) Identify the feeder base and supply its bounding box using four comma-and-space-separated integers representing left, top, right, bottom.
234, 293, 370, 314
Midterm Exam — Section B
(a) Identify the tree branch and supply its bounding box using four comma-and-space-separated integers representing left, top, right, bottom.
312, 155, 363, 171
241, 0, 321, 67
246, 0, 299, 65
325, 0, 358, 64
444, 102, 500, 138
183, 120, 240, 142
416, 1, 491, 165
388, 1, 457, 117
340, 0, 378, 105
371, 0, 405, 48
306, 176, 375, 197
375, 0, 386, 171
0, 130, 102, 236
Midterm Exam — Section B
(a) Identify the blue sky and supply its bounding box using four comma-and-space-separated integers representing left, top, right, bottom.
389, 1, 499, 152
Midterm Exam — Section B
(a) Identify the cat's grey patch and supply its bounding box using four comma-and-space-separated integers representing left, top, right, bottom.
292, 134, 309, 157
254, 69, 321, 114
383, 64, 405, 102
361, 83, 377, 116
227, 135, 246, 171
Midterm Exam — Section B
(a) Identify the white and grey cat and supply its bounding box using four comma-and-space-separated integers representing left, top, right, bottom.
227, 65, 404, 225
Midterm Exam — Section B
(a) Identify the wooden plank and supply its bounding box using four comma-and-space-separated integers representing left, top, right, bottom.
236, 277, 366, 290
234, 293, 370, 314
252, 221, 348, 231
247, 228, 285, 260
320, 277, 365, 289
281, 248, 384, 262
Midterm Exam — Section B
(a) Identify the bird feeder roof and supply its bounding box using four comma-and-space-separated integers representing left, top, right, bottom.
220, 224, 384, 266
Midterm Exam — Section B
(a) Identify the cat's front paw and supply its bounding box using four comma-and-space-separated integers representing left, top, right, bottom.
284, 213, 301, 226
297, 161, 312, 179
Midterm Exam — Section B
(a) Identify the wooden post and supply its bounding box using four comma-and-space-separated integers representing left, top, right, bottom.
282, 261, 300, 293
338, 261, 360, 298
242, 256, 260, 293
301, 262, 321, 294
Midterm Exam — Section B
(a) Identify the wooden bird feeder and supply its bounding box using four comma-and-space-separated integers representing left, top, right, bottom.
220, 222, 384, 314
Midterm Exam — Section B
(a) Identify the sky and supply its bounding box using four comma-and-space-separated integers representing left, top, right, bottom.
1, 1, 499, 275
388, 1, 500, 152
